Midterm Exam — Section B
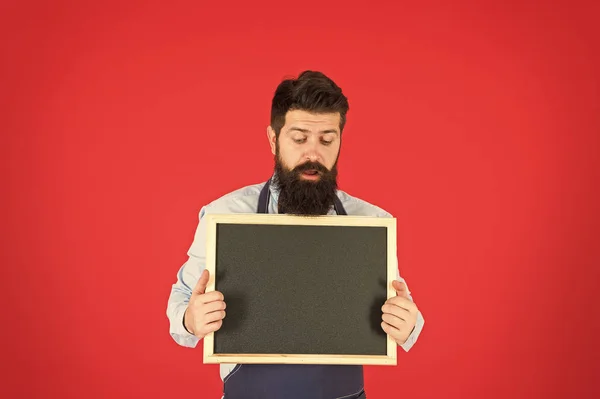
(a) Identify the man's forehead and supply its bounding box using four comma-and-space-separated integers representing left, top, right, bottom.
284, 110, 341, 128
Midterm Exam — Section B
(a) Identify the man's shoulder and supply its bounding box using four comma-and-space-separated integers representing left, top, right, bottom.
212, 181, 265, 202
336, 189, 393, 218
203, 181, 265, 214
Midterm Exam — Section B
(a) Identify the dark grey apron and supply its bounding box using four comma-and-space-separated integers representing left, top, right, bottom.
222, 178, 366, 399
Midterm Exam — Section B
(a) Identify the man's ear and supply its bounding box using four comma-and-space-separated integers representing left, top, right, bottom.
267, 126, 277, 155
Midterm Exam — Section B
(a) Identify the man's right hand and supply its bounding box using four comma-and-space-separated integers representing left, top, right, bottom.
184, 269, 226, 340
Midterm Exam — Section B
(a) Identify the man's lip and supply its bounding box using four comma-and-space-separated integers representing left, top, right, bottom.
300, 170, 321, 180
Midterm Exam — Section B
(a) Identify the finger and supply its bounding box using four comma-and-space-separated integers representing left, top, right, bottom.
203, 300, 226, 314
198, 291, 225, 304
204, 310, 226, 324
382, 304, 410, 320
381, 321, 404, 342
387, 296, 417, 312
192, 269, 210, 296
199, 320, 223, 336
382, 313, 406, 329
393, 280, 409, 298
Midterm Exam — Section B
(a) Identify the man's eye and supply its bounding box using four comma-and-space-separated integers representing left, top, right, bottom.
294, 138, 306, 144
321, 140, 333, 146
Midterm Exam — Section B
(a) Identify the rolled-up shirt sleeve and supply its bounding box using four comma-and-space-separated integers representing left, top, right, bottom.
395, 266, 425, 352
166, 207, 209, 348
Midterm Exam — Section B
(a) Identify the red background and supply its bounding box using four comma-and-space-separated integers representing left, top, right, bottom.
2, 1, 599, 398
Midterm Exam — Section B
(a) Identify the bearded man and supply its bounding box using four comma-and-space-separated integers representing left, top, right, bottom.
166, 70, 425, 399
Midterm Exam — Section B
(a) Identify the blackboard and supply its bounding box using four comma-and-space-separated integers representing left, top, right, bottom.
203, 214, 397, 365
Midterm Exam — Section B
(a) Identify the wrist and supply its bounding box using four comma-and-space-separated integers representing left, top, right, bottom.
183, 307, 194, 335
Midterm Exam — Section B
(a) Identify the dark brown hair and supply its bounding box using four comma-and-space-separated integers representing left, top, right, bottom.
270, 70, 349, 137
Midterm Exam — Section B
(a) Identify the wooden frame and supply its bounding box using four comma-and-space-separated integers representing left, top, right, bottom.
203, 213, 398, 366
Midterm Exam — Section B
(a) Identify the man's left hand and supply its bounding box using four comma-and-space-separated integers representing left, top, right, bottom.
381, 280, 419, 345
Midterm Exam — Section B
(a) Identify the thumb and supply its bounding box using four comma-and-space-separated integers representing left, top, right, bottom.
392, 280, 409, 298
192, 269, 210, 296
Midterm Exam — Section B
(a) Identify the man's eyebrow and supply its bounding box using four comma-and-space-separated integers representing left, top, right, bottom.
288, 127, 310, 133
288, 127, 339, 134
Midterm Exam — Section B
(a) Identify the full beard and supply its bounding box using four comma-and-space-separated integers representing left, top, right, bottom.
272, 151, 339, 216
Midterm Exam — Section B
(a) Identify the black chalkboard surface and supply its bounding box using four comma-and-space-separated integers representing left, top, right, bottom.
203, 214, 397, 365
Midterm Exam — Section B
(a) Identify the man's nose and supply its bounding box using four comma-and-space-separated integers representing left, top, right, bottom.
303, 139, 321, 162
305, 152, 319, 162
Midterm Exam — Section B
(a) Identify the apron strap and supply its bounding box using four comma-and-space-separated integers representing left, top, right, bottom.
257, 178, 347, 215
333, 195, 347, 215
257, 178, 272, 214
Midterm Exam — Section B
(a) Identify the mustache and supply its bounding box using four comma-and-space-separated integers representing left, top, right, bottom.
293, 161, 329, 174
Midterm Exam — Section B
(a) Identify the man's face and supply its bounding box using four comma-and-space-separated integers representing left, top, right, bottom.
268, 109, 341, 176
267, 110, 342, 215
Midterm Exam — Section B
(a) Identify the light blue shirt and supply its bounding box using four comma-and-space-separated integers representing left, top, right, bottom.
166, 178, 425, 381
